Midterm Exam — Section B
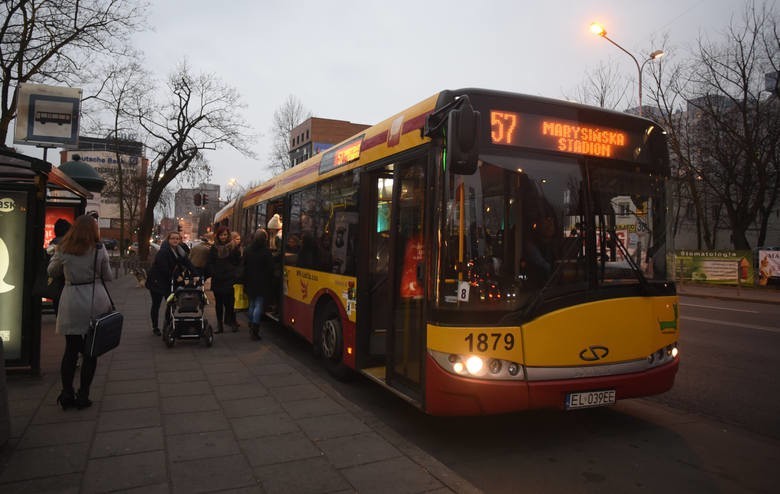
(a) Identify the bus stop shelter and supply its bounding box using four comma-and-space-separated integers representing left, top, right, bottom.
0, 148, 91, 373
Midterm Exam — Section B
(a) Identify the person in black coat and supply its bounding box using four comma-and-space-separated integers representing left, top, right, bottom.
207, 226, 242, 333
243, 228, 275, 340
146, 232, 195, 336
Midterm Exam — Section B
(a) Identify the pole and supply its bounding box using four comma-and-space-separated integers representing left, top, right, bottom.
602, 35, 643, 116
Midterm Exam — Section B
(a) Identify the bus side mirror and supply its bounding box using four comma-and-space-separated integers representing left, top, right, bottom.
447, 100, 480, 175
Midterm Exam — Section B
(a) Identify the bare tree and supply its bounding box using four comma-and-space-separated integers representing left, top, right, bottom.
85, 60, 151, 253
133, 61, 256, 260
564, 59, 631, 110
644, 0, 779, 251
269, 94, 311, 173
0, 0, 148, 145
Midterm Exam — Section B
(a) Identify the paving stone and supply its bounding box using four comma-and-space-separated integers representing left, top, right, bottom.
206, 370, 257, 386
163, 410, 231, 435
256, 371, 311, 388
317, 431, 402, 469
247, 362, 298, 377
107, 367, 158, 381
155, 359, 203, 373
160, 394, 220, 414
221, 395, 283, 418
169, 454, 257, 494
340, 456, 443, 494
100, 391, 160, 411
230, 412, 300, 439
0, 443, 89, 483
166, 429, 241, 462
0, 472, 81, 493
158, 380, 212, 398
239, 431, 323, 466
82, 450, 167, 492
297, 412, 372, 441
269, 383, 327, 402
90, 426, 164, 458
281, 396, 346, 419
255, 456, 351, 494
104, 378, 158, 395
97, 407, 161, 432
157, 369, 207, 384
17, 420, 95, 449
214, 382, 269, 401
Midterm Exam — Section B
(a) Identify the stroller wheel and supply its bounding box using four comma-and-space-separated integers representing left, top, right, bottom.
163, 321, 175, 348
204, 322, 214, 348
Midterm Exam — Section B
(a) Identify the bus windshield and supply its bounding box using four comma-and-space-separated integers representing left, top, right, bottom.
436, 153, 669, 312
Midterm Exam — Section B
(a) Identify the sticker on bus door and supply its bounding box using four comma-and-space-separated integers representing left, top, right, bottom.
458, 281, 470, 302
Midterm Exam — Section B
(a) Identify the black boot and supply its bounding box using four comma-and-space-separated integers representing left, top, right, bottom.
56, 389, 76, 410
215, 321, 224, 334
250, 323, 261, 340
230, 319, 239, 332
75, 389, 92, 410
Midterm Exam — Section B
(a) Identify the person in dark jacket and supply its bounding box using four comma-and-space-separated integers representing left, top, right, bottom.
243, 228, 275, 340
146, 232, 195, 336
207, 226, 241, 333
46, 218, 71, 314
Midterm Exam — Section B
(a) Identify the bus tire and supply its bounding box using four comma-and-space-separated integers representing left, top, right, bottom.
316, 302, 350, 380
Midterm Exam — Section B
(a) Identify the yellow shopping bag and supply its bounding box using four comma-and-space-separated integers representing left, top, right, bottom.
233, 283, 249, 311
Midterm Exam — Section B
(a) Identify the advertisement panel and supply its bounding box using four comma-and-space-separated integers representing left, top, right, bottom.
676, 250, 753, 285
44, 206, 77, 247
757, 249, 780, 286
0, 190, 29, 359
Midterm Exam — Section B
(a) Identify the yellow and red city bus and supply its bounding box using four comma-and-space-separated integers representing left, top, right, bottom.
221, 88, 680, 416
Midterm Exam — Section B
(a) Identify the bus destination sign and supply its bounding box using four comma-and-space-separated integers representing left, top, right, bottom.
320, 134, 364, 174
490, 110, 643, 162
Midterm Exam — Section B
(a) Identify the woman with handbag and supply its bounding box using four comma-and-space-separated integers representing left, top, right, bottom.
207, 226, 241, 333
47, 215, 113, 410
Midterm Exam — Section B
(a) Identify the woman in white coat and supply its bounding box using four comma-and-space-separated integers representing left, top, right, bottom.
48, 214, 113, 410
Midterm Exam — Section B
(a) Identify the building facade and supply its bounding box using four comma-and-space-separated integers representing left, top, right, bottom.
289, 117, 370, 166
59, 137, 148, 244
173, 183, 221, 242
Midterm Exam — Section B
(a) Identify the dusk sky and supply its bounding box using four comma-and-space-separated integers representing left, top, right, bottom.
15, 0, 748, 200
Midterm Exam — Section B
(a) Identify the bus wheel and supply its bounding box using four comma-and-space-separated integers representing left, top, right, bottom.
317, 302, 350, 380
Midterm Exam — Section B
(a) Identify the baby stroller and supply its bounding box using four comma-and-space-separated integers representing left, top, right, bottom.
162, 266, 214, 348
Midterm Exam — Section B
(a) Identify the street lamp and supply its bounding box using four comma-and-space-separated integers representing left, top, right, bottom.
590, 23, 664, 116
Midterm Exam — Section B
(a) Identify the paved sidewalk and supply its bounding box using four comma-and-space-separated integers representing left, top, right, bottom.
676, 281, 780, 304
0, 274, 480, 494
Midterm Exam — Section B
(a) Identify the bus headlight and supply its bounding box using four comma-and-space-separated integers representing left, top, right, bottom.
465, 355, 483, 375
646, 342, 679, 368
429, 349, 525, 380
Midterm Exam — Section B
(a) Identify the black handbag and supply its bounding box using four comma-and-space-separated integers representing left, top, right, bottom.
33, 251, 65, 300
85, 246, 123, 358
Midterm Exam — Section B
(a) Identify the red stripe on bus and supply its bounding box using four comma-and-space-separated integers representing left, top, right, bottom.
361, 131, 388, 151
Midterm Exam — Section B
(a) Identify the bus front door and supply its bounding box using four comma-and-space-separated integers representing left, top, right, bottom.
363, 159, 426, 401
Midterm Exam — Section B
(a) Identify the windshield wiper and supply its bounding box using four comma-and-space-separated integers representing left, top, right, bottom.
606, 227, 649, 292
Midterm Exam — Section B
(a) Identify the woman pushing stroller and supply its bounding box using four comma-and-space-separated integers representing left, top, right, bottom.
146, 232, 198, 336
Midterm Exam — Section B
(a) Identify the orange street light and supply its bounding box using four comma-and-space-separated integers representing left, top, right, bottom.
590, 22, 664, 116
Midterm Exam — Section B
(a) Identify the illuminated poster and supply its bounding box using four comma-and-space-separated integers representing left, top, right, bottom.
0, 190, 29, 359
675, 250, 754, 285
757, 249, 780, 286
44, 206, 76, 247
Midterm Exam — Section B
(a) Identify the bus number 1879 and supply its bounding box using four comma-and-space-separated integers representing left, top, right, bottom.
465, 332, 515, 353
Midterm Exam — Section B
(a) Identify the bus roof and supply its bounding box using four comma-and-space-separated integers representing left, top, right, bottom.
237, 88, 664, 209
